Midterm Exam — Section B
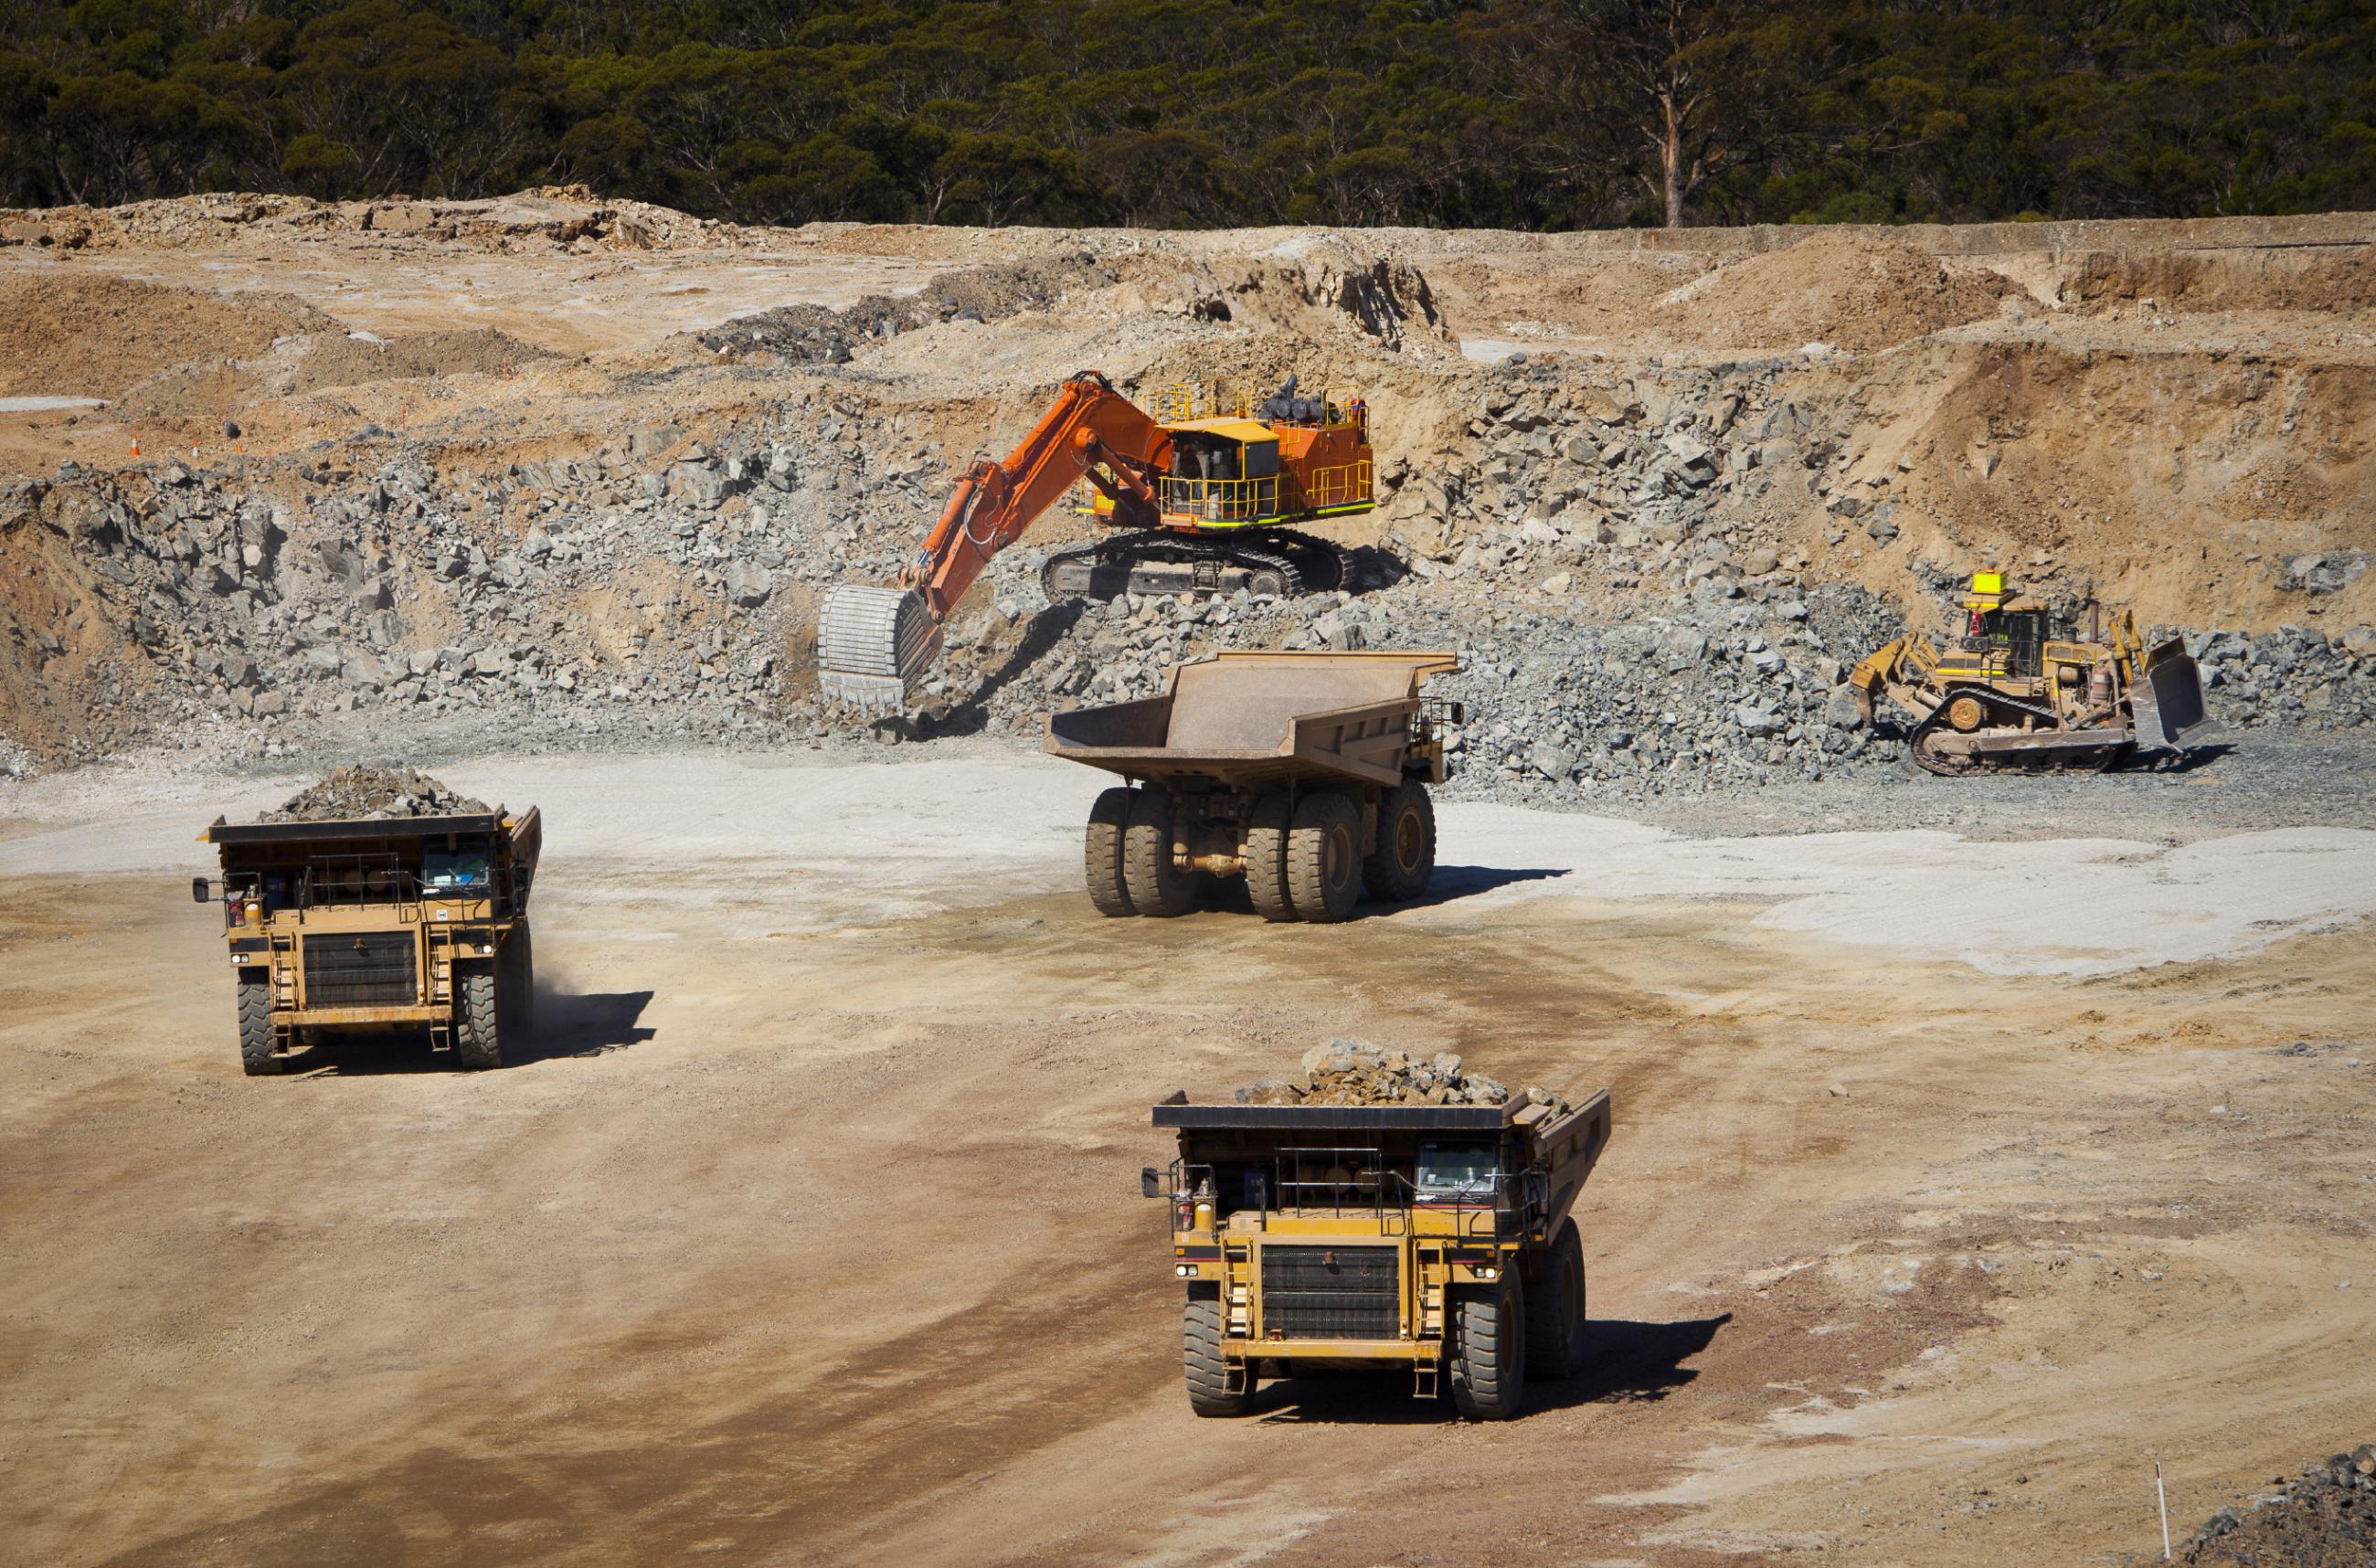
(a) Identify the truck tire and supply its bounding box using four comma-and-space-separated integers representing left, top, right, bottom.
1183, 1289, 1251, 1417
1286, 790, 1361, 923
1449, 1279, 1526, 1421
453, 963, 502, 1070
1244, 791, 1296, 922
236, 973, 282, 1076
1124, 786, 1196, 917
1524, 1220, 1590, 1380
1363, 779, 1436, 903
1084, 787, 1137, 917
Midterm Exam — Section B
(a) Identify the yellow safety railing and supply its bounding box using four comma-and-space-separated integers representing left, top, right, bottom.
1160, 474, 1281, 524
1155, 379, 1365, 430
1299, 460, 1373, 511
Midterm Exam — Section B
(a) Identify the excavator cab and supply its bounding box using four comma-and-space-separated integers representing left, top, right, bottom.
1161, 422, 1283, 524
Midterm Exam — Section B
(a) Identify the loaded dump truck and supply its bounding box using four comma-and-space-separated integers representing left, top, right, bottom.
1045, 651, 1461, 922
195, 805, 541, 1074
1146, 1085, 1613, 1419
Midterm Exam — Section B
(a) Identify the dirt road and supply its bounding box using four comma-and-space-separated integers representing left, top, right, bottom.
2, 753, 2371, 1565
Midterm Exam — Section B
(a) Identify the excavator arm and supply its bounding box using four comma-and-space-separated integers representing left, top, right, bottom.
818, 371, 1171, 708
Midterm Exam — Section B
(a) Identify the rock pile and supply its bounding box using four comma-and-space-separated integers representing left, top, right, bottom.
1234, 1038, 1572, 1113
261, 765, 487, 821
4, 347, 2371, 787
697, 254, 1114, 363
2181, 1442, 2375, 1565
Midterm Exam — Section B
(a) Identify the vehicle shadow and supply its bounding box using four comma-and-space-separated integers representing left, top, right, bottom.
1362, 864, 1568, 914
1249, 1313, 1732, 1425
511, 988, 658, 1065
288, 988, 655, 1075
1183, 864, 1565, 921
911, 600, 1087, 741
2154, 742, 2233, 773
1342, 544, 1411, 594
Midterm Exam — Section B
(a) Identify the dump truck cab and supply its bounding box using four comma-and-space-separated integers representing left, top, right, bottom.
1147, 1089, 1612, 1419
195, 808, 541, 1074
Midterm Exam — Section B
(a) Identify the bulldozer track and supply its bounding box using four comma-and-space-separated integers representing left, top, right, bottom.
1908, 685, 2128, 778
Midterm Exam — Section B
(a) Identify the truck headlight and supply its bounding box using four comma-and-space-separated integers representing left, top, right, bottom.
1175, 1265, 1191, 1277
1476, 1266, 1498, 1280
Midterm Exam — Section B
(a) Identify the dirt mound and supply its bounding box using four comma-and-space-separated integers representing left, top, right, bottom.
110, 325, 555, 421
286, 327, 553, 394
1234, 1038, 1573, 1111
0, 272, 331, 399
2063, 246, 2376, 313
2180, 1442, 2376, 1565
261, 765, 488, 822
1650, 233, 2011, 352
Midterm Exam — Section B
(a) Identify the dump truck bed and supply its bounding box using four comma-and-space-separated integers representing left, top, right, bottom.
1157, 1087, 1613, 1226
1045, 651, 1458, 788
202, 811, 505, 845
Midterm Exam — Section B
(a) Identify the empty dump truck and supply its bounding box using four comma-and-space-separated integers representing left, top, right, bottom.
195, 806, 540, 1074
1146, 1087, 1613, 1419
1045, 651, 1461, 922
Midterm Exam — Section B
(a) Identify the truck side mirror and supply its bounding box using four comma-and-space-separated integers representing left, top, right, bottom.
191, 877, 211, 904
1140, 1166, 1161, 1198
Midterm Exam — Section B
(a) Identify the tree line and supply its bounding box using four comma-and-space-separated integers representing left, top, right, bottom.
3, 0, 2371, 228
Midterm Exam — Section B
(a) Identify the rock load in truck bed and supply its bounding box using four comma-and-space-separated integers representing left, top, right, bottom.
1233, 1037, 1573, 1113
260, 765, 489, 822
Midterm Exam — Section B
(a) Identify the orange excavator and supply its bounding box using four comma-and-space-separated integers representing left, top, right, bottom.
816, 369, 1376, 708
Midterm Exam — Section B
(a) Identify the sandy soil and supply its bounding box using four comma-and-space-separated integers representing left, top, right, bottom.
3, 752, 2371, 1566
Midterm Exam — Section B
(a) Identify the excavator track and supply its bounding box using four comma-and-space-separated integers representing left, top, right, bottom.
1040, 529, 1344, 603
1906, 685, 2130, 777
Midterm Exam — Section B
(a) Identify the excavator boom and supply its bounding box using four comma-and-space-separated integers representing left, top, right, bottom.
818, 372, 1169, 708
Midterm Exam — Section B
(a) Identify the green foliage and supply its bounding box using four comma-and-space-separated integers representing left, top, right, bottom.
1, 0, 2370, 225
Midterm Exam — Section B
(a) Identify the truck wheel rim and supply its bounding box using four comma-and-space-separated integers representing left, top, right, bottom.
1326, 824, 1352, 884
1396, 810, 1424, 871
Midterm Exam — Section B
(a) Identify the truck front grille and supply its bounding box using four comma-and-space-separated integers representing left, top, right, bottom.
302, 931, 417, 1007
1261, 1245, 1399, 1340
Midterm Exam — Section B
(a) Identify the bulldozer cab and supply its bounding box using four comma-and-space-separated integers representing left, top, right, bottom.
1977, 606, 2049, 677
1957, 575, 2058, 678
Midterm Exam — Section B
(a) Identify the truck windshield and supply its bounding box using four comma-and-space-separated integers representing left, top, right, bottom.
423, 846, 491, 891
1416, 1141, 1497, 1202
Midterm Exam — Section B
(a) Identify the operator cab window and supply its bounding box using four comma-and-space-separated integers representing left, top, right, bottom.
1415, 1141, 1498, 1204
423, 842, 492, 892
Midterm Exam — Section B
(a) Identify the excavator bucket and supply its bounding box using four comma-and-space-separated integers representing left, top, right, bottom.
816, 585, 941, 710
2129, 639, 2218, 752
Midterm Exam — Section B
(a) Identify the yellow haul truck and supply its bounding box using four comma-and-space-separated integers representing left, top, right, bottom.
1144, 1087, 1613, 1419
194, 807, 541, 1074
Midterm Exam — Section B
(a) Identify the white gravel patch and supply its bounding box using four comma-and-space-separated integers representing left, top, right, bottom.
5, 751, 2371, 970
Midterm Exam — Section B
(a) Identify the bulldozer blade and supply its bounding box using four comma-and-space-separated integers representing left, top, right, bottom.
816, 585, 941, 711
2131, 640, 2219, 751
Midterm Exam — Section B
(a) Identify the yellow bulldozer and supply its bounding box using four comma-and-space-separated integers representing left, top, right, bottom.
1850, 571, 2216, 777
